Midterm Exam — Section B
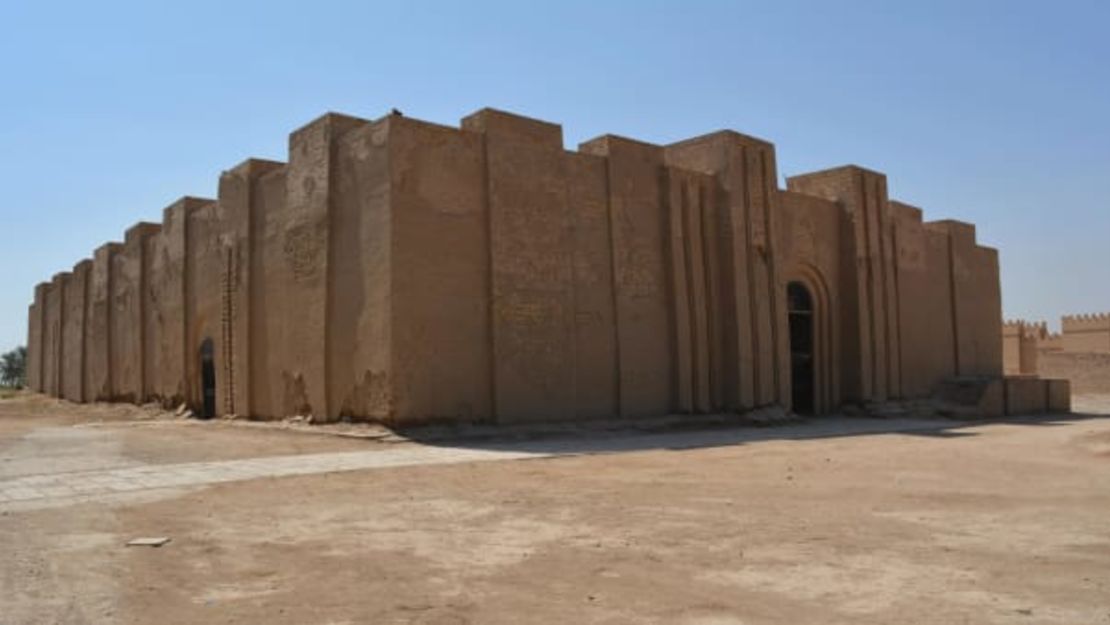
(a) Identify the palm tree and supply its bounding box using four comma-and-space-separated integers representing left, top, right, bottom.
0, 346, 27, 388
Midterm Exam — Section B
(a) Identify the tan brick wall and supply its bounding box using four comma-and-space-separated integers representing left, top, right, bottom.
27, 107, 1008, 423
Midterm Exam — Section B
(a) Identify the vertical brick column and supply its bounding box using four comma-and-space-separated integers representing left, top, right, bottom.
45, 274, 70, 397
666, 131, 787, 411
279, 113, 367, 420
580, 134, 673, 417
27, 284, 48, 392
62, 261, 91, 402
218, 159, 285, 417
113, 223, 160, 402
87, 243, 120, 400
465, 109, 576, 422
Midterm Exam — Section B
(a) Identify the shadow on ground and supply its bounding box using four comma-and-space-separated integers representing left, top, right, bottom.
392, 410, 1109, 457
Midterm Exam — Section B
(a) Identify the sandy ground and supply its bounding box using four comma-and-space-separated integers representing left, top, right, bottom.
1, 393, 1109, 625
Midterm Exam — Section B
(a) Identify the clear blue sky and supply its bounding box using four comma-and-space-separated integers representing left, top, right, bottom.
2, 0, 1107, 352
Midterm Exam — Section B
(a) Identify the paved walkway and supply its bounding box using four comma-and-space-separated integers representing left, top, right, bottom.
0, 444, 546, 509
2, 412, 1088, 510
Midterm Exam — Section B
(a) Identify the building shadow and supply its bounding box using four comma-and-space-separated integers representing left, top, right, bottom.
392, 410, 1109, 457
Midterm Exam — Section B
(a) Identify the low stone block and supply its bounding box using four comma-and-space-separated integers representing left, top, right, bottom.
931, 376, 1004, 419
977, 379, 1005, 418
1004, 376, 1047, 416
1045, 379, 1071, 413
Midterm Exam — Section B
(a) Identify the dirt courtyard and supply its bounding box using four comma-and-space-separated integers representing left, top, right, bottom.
2, 394, 1109, 625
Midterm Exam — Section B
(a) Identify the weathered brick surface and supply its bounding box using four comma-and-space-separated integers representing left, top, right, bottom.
28, 107, 1009, 423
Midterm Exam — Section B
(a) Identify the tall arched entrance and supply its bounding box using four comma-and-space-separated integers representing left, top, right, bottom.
787, 281, 816, 415
199, 338, 216, 419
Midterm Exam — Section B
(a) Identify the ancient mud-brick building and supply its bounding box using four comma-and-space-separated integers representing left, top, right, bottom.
26, 108, 1009, 423
1004, 314, 1110, 394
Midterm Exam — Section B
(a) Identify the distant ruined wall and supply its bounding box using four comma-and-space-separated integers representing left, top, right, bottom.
28, 107, 1007, 423
1061, 313, 1110, 353
1001, 314, 1110, 390
1002, 321, 1022, 374
1037, 350, 1110, 393
1040, 332, 1064, 352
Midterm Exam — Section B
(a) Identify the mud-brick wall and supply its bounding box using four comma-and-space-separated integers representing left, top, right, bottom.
1038, 350, 1110, 393
25, 302, 37, 390
144, 211, 170, 404
109, 232, 140, 400
142, 225, 160, 402
259, 114, 367, 420
27, 284, 47, 392
42, 276, 65, 397
1002, 321, 1022, 374
255, 111, 451, 423
893, 204, 956, 396
928, 220, 1002, 377
61, 261, 90, 401
664, 167, 724, 414
1001, 320, 1043, 376
110, 224, 160, 402
217, 159, 285, 418
146, 198, 211, 406
25, 106, 1008, 422
327, 120, 393, 420
86, 244, 118, 400
1061, 314, 1110, 353
466, 111, 580, 421
563, 150, 619, 419
380, 110, 769, 425
250, 167, 287, 418
375, 116, 490, 422
580, 134, 674, 418
286, 112, 489, 423
303, 110, 735, 424
783, 169, 1003, 401
666, 132, 789, 413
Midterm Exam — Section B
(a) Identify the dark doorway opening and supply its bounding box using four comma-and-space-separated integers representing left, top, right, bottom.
199, 338, 216, 419
787, 282, 815, 415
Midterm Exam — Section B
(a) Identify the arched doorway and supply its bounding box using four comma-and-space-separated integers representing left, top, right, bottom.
787, 282, 815, 415
199, 338, 216, 419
